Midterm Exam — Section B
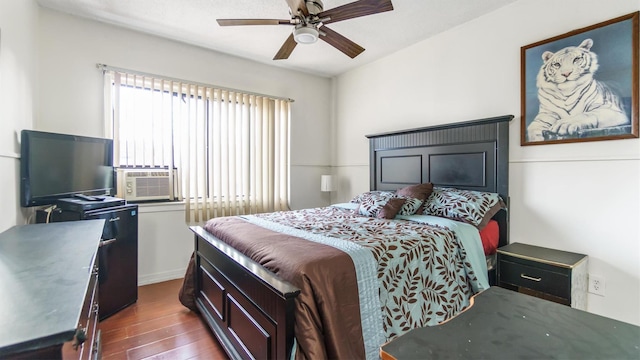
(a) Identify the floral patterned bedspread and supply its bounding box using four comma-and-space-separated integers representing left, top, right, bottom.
252, 205, 484, 340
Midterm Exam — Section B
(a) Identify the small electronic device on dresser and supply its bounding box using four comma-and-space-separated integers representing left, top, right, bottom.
36, 195, 126, 217
497, 242, 588, 309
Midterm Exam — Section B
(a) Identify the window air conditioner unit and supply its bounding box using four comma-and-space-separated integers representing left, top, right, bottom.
118, 169, 174, 202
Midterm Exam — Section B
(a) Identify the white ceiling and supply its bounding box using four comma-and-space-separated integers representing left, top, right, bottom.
36, 0, 518, 77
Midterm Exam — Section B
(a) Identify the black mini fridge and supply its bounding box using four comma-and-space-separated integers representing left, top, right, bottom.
37, 201, 139, 320
85, 204, 138, 320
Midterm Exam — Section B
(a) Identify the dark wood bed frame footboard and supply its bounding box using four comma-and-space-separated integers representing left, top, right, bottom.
190, 226, 300, 360
190, 115, 513, 360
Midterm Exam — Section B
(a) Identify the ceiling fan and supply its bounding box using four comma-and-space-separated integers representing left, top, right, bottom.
217, 0, 394, 60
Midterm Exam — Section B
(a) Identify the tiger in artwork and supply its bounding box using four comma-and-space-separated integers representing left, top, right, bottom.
527, 38, 629, 142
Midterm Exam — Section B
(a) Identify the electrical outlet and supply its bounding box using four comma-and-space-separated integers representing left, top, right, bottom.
588, 275, 606, 296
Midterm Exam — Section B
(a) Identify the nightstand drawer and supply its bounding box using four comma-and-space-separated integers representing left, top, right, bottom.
497, 243, 587, 309
499, 260, 569, 299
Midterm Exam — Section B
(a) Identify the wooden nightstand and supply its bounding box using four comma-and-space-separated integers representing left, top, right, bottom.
497, 243, 588, 310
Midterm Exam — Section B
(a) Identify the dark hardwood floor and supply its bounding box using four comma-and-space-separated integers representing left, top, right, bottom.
99, 279, 228, 360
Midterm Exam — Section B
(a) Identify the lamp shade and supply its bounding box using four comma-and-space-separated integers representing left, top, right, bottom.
320, 175, 335, 192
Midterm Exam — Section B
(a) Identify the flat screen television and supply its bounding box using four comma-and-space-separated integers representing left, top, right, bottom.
20, 130, 115, 207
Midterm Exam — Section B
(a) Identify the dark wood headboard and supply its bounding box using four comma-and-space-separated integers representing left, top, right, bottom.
365, 115, 513, 247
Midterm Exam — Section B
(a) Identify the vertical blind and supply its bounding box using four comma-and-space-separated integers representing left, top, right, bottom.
102, 66, 291, 223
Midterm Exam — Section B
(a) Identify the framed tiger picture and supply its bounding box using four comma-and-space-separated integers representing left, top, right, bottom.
521, 11, 639, 146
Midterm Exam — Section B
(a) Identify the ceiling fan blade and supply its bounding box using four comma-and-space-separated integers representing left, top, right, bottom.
217, 19, 292, 26
319, 0, 393, 24
319, 26, 365, 58
285, 0, 309, 17
274, 33, 298, 60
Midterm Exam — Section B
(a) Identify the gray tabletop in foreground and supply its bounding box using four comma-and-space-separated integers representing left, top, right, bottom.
380, 286, 640, 360
0, 220, 104, 355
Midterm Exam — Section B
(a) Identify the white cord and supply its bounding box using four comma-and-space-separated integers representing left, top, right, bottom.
43, 205, 57, 223
25, 210, 35, 224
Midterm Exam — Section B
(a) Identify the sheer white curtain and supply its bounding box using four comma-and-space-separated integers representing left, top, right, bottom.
103, 67, 291, 223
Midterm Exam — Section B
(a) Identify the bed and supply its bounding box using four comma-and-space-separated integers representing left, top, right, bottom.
186, 115, 513, 360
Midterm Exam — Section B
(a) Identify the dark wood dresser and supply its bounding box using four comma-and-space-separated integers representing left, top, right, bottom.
0, 220, 104, 359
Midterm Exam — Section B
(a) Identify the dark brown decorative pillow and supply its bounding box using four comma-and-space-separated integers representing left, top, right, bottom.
357, 192, 406, 219
377, 198, 406, 219
395, 183, 434, 214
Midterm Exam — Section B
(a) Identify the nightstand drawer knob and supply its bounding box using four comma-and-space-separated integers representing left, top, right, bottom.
520, 274, 542, 282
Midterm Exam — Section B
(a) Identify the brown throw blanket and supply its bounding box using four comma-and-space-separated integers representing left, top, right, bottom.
202, 216, 366, 359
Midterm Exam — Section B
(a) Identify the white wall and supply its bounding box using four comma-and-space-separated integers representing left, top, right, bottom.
36, 8, 333, 284
334, 0, 640, 325
0, 1, 39, 232
8, 0, 639, 325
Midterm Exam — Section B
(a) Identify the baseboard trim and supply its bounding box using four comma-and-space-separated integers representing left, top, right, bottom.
139, 269, 186, 286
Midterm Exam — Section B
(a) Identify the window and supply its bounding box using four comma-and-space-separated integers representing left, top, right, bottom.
102, 67, 291, 223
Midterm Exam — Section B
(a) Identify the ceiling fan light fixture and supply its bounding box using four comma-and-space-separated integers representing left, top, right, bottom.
293, 26, 319, 44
